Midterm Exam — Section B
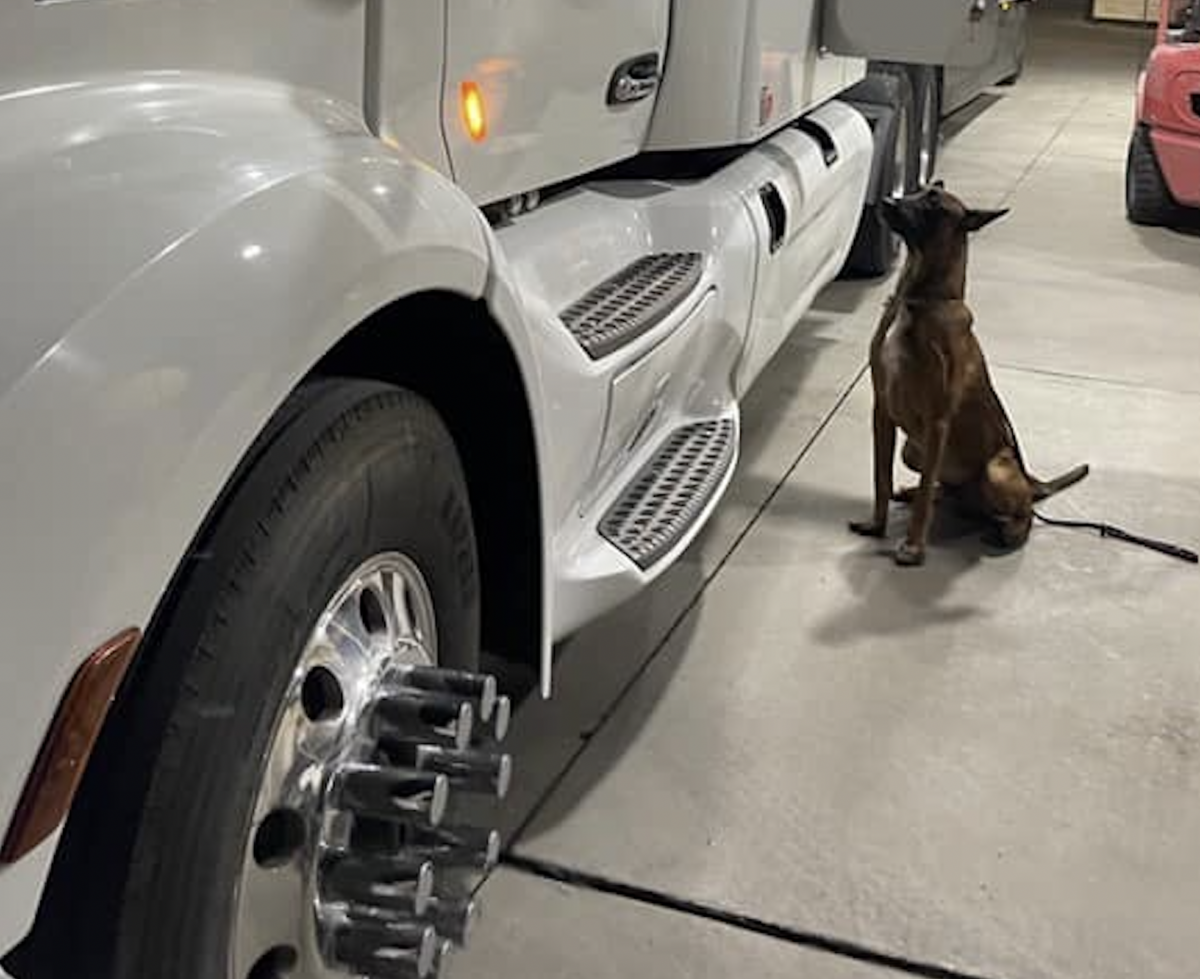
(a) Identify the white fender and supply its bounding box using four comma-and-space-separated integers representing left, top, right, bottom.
0, 73, 550, 947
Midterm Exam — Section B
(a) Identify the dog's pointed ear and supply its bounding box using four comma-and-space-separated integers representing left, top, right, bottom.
961, 207, 1009, 233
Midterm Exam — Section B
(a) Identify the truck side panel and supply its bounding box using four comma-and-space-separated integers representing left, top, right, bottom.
646, 0, 856, 150
441, 0, 671, 203
365, 1, 455, 178
0, 75, 556, 954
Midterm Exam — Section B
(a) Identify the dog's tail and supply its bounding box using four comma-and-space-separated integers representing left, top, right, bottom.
1031, 464, 1090, 502
983, 384, 1089, 502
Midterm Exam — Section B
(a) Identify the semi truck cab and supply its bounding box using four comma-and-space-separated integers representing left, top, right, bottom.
0, 3, 1013, 978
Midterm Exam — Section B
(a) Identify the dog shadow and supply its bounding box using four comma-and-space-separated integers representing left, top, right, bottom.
745, 474, 1024, 646
823, 499, 1027, 647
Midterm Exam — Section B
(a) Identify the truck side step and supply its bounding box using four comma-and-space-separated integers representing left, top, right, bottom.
599, 418, 736, 570
561, 252, 703, 360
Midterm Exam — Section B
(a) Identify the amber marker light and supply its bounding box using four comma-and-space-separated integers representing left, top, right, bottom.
1, 628, 141, 863
461, 81, 488, 143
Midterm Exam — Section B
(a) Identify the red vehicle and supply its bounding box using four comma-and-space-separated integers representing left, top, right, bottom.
1126, 0, 1200, 225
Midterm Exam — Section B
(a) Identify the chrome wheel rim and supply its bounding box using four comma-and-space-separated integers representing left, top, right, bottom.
231, 552, 442, 979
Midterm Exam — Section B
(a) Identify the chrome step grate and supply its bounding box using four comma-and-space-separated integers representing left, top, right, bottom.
599, 419, 736, 570
561, 252, 703, 360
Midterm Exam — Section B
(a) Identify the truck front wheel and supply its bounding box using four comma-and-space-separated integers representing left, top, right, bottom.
30, 380, 510, 979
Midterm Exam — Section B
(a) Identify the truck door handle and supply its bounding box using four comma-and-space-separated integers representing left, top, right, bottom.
608, 53, 660, 106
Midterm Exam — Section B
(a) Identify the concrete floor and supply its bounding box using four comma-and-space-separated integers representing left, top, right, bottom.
451, 5, 1200, 979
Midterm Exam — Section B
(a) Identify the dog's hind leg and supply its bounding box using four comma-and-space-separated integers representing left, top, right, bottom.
896, 483, 951, 506
896, 418, 951, 566
901, 436, 924, 473
893, 438, 924, 503
893, 437, 948, 504
850, 403, 897, 538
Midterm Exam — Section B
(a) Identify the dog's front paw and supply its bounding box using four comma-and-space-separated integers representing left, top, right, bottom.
894, 541, 926, 567
849, 519, 887, 538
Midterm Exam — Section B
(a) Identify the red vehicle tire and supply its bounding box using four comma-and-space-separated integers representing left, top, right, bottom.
1126, 124, 1185, 226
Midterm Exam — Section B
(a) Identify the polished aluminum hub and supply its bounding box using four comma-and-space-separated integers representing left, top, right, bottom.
231, 553, 510, 979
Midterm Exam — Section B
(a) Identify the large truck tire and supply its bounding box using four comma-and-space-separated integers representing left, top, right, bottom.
1126, 124, 1185, 227
18, 380, 510, 979
841, 67, 917, 279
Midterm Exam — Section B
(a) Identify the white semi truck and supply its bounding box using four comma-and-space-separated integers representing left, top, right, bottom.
0, 3, 1016, 978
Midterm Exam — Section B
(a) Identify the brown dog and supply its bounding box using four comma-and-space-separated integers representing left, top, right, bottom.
850, 183, 1088, 566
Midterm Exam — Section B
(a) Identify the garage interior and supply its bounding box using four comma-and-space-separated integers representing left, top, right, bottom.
450, 3, 1200, 978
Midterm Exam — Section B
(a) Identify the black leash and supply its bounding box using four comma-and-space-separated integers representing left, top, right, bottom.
1033, 510, 1198, 565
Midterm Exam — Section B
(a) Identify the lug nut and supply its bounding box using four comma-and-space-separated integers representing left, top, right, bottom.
332, 919, 439, 979
492, 695, 511, 742
471, 695, 510, 747
334, 764, 449, 827
416, 936, 454, 979
370, 691, 474, 751
320, 852, 436, 916
421, 895, 478, 947
409, 824, 502, 872
403, 666, 498, 723
385, 743, 512, 800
